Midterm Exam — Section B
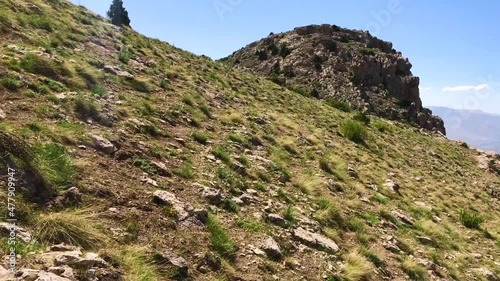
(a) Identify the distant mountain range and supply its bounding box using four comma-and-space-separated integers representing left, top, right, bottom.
429, 106, 500, 153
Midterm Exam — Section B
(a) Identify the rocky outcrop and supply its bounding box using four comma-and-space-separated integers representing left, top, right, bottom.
225, 24, 446, 134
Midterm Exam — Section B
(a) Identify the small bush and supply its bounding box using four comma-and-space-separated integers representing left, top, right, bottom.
256, 49, 268, 61
459, 209, 484, 229
207, 214, 237, 260
279, 43, 291, 58
192, 131, 209, 145
313, 55, 323, 70
340, 120, 368, 143
353, 112, 370, 125
326, 97, 351, 112
359, 47, 377, 56
1, 77, 22, 91
396, 99, 413, 108
118, 48, 131, 64
34, 209, 105, 249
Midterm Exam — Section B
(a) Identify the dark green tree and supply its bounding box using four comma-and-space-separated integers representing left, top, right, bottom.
107, 0, 130, 27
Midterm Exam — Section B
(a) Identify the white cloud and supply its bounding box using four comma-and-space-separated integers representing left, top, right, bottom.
421, 87, 432, 92
442, 84, 490, 92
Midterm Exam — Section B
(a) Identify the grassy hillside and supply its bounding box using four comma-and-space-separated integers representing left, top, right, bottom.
0, 0, 498, 280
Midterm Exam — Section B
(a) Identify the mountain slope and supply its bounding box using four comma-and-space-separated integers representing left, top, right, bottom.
0, 1, 499, 281
223, 24, 446, 135
429, 106, 500, 153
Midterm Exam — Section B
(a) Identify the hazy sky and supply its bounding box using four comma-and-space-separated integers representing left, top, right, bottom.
71, 0, 500, 114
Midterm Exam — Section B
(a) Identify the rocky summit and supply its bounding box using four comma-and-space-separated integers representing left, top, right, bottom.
0, 1, 499, 281
224, 24, 446, 134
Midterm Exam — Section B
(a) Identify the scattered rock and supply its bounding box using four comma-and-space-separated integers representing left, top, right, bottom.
193, 208, 208, 223
474, 267, 499, 281
267, 214, 287, 227
292, 227, 339, 252
0, 222, 32, 243
201, 186, 224, 205
391, 210, 414, 225
153, 190, 190, 221
103, 65, 133, 79
260, 237, 283, 260
384, 179, 401, 193
347, 166, 358, 178
417, 236, 438, 248
150, 161, 172, 177
91, 135, 116, 155
154, 252, 188, 278
431, 215, 442, 223
0, 109, 6, 120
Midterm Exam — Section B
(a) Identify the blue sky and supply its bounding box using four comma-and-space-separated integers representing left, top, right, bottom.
71, 0, 500, 114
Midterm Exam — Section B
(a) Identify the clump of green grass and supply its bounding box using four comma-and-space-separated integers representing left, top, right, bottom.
458, 209, 484, 229
326, 97, 351, 112
401, 258, 427, 281
341, 250, 374, 281
340, 120, 368, 143
34, 209, 105, 249
181, 95, 195, 106
101, 246, 160, 281
159, 79, 168, 89
207, 214, 237, 260
91, 85, 107, 97
212, 146, 231, 163
43, 77, 67, 92
283, 206, 296, 227
359, 47, 377, 56
25, 15, 53, 32
235, 217, 267, 233
192, 131, 209, 145
74, 97, 99, 119
1, 76, 22, 91
130, 79, 151, 93
29, 83, 51, 95
372, 120, 393, 133
228, 133, 248, 145
20, 53, 71, 79
353, 112, 370, 124
175, 162, 195, 179
223, 199, 240, 213
133, 159, 157, 174
319, 158, 334, 174
315, 201, 344, 228
34, 143, 74, 188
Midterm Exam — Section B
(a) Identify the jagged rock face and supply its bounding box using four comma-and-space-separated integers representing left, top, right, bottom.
226, 24, 446, 134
